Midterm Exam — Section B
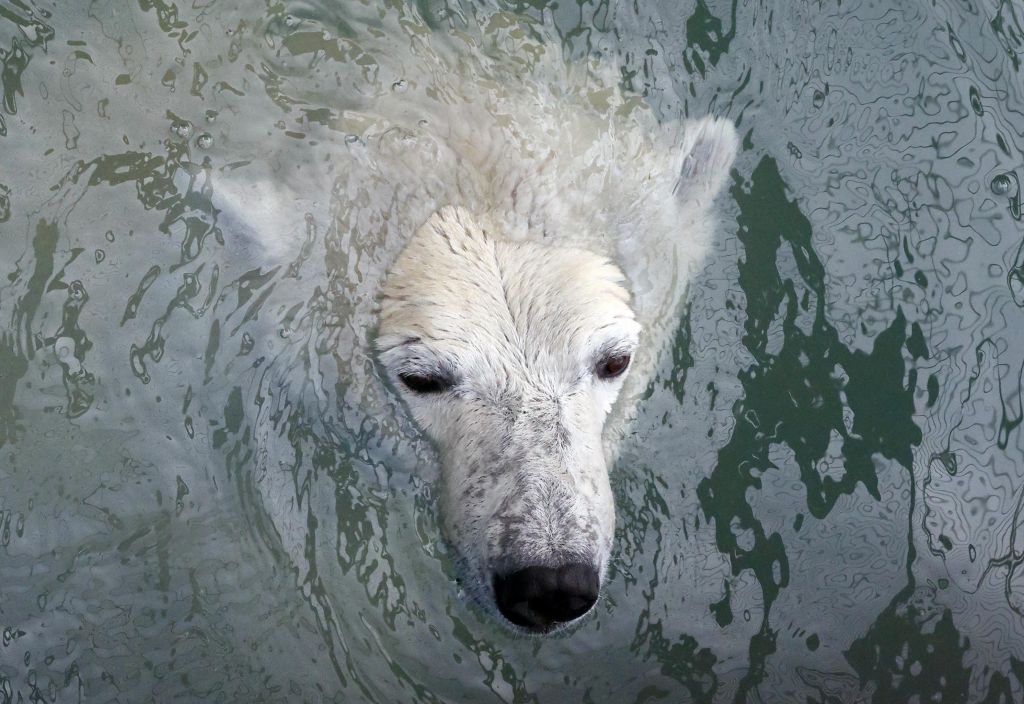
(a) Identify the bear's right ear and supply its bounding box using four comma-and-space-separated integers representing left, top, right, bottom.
672, 117, 740, 208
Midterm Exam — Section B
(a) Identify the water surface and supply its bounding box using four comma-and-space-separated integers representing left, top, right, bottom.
2, 0, 1024, 702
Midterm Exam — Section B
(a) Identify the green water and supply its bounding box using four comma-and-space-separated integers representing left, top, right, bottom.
2, 0, 1023, 702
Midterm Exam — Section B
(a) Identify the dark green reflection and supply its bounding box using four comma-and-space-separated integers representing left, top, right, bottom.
699, 156, 925, 699
846, 588, 970, 703
684, 0, 736, 76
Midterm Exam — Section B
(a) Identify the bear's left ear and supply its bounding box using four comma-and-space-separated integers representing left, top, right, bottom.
672, 117, 740, 207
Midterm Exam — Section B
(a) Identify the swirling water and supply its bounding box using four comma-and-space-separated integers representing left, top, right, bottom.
1, 0, 1023, 702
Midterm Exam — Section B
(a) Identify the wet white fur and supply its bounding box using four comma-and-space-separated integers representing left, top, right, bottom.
374, 90, 739, 631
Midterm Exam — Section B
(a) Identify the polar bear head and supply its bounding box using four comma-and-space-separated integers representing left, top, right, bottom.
376, 115, 738, 634
377, 206, 639, 633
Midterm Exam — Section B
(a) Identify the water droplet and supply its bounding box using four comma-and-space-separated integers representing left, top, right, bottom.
171, 120, 192, 139
930, 450, 958, 475
283, 14, 298, 28
969, 85, 983, 116
991, 173, 1012, 195
1010, 263, 1024, 308
205, 110, 217, 123
53, 337, 75, 361
392, 79, 408, 93
812, 89, 825, 108
52, 339, 80, 376
196, 132, 213, 149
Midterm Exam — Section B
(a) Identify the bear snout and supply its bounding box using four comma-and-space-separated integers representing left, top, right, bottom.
492, 562, 599, 633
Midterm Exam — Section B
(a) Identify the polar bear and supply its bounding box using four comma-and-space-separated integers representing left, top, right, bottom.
376, 116, 738, 634
0, 0, 739, 645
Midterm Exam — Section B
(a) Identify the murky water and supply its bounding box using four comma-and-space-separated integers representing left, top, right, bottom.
2, 0, 1024, 702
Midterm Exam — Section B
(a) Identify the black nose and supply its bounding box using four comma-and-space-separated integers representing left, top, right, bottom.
493, 563, 599, 632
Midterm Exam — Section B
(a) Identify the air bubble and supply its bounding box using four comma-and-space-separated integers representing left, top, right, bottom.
1010, 266, 1024, 307
53, 337, 82, 375
392, 79, 408, 93
283, 14, 298, 28
196, 133, 213, 149
812, 90, 825, 108
171, 120, 192, 139
54, 337, 75, 361
991, 173, 1012, 195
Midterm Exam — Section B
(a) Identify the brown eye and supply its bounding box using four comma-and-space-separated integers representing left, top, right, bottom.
398, 371, 452, 394
596, 353, 631, 380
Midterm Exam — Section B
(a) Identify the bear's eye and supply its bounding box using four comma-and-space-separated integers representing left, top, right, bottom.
398, 371, 452, 394
595, 353, 631, 380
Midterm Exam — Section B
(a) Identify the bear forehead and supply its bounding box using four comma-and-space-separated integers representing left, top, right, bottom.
378, 207, 638, 364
